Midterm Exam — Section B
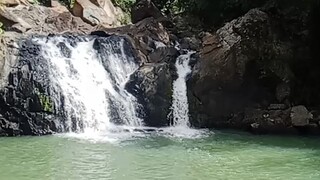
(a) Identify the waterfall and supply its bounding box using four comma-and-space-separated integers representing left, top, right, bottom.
171, 51, 195, 127
33, 35, 143, 134
163, 50, 207, 138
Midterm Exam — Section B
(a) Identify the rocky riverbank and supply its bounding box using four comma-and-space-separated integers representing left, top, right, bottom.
1, 0, 320, 136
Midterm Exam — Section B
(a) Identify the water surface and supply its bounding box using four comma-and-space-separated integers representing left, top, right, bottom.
1, 131, 320, 180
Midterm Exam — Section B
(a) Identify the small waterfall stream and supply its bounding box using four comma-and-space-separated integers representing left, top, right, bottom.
171, 51, 194, 127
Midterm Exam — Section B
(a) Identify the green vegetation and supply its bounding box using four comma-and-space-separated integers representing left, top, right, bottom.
39, 94, 54, 113
31, 0, 39, 4
0, 22, 4, 35
118, 13, 131, 25
108, 0, 267, 27
58, 0, 75, 8
34, 88, 54, 113
33, 0, 74, 8
112, 0, 135, 12
152, 0, 319, 27
111, 0, 135, 25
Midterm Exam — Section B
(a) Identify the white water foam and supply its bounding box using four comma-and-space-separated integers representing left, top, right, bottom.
34, 36, 143, 140
171, 51, 194, 127
35, 36, 208, 143
166, 50, 210, 139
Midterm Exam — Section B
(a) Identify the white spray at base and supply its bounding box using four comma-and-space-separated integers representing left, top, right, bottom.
34, 36, 143, 141
161, 49, 209, 139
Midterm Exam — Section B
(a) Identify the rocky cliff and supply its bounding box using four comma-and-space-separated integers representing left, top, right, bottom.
1, 0, 320, 136
188, 0, 320, 134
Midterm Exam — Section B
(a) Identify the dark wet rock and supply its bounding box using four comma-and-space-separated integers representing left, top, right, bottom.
101, 17, 171, 64
0, 117, 20, 136
186, 1, 320, 135
90, 31, 111, 37
188, 9, 297, 130
126, 63, 173, 127
267, 104, 287, 110
178, 36, 201, 51
0, 34, 66, 136
131, 0, 164, 24
148, 47, 179, 63
290, 106, 312, 127
57, 42, 71, 58
189, 10, 270, 127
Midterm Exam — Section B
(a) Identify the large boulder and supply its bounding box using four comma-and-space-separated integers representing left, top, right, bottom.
90, 0, 123, 21
226, 105, 317, 135
0, 4, 93, 34
103, 17, 171, 64
0, 0, 20, 6
290, 106, 312, 127
188, 9, 294, 128
188, 0, 320, 135
126, 63, 174, 127
72, 0, 120, 27
148, 47, 179, 63
0, 5, 32, 33
131, 0, 164, 24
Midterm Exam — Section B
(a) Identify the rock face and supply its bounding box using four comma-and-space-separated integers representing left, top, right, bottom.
0, 34, 64, 136
91, 0, 123, 20
189, 9, 289, 127
188, 2, 320, 134
131, 0, 164, 24
290, 106, 312, 127
126, 63, 174, 127
0, 0, 20, 6
104, 17, 171, 63
72, 0, 121, 27
0, 4, 93, 34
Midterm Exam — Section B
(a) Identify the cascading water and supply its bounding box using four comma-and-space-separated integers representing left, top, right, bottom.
33, 35, 143, 136
162, 49, 208, 138
171, 51, 194, 127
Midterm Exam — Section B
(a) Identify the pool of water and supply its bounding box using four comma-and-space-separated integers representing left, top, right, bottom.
1, 130, 320, 180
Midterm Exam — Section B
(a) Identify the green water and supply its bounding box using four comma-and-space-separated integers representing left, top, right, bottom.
1, 131, 320, 180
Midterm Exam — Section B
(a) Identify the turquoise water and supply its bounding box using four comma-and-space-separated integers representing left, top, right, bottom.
0, 130, 320, 180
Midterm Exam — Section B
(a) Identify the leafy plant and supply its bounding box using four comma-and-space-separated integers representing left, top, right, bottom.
34, 88, 54, 113
0, 22, 4, 35
118, 13, 131, 25
32, 0, 40, 5
39, 94, 54, 113
69, 0, 75, 8
58, 0, 75, 8
112, 0, 135, 12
